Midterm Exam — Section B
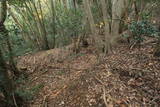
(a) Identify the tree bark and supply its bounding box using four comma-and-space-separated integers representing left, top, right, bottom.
0, 46, 14, 106
83, 0, 102, 53
50, 0, 56, 48
32, 1, 50, 50
0, 1, 19, 76
100, 0, 111, 53
111, 0, 130, 44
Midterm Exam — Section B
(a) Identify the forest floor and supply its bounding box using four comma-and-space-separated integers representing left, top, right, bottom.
17, 38, 160, 107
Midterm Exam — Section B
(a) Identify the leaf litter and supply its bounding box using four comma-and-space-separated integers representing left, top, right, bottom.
17, 41, 160, 107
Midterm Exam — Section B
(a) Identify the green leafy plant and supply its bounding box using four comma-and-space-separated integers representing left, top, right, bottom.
55, 4, 84, 46
129, 20, 158, 43
15, 83, 44, 101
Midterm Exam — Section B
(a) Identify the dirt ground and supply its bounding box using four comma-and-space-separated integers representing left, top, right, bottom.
17, 39, 160, 107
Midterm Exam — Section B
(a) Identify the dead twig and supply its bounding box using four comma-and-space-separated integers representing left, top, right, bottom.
103, 86, 108, 107
102, 86, 114, 107
95, 76, 106, 86
95, 76, 113, 93
129, 67, 150, 72
30, 70, 49, 82
149, 96, 160, 105
41, 95, 48, 107
12, 93, 18, 107
51, 85, 67, 98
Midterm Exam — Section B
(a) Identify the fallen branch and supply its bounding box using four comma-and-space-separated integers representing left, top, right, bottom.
103, 86, 108, 107
51, 85, 67, 98
30, 70, 49, 82
95, 76, 106, 86
41, 95, 48, 107
12, 93, 18, 107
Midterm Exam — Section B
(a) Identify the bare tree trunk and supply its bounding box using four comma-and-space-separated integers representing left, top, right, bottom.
63, 0, 68, 9
111, 0, 130, 44
0, 1, 19, 76
100, 0, 112, 54
133, 0, 139, 21
23, 2, 43, 50
83, 0, 102, 53
112, 0, 124, 37
0, 50, 15, 106
50, 0, 56, 48
32, 1, 50, 50
83, 0, 96, 42
73, 0, 76, 9
0, 3, 15, 105
38, 0, 50, 50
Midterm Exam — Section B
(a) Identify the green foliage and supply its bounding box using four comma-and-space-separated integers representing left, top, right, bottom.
15, 84, 44, 101
15, 75, 44, 101
129, 20, 158, 42
9, 0, 85, 50
55, 4, 84, 38
140, 12, 152, 20
77, 0, 83, 5
5, 15, 32, 57
45, 2, 84, 47
8, 0, 30, 6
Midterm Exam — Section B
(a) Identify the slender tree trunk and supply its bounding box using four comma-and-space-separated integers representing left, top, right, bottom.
5, 27, 19, 75
133, 0, 139, 21
63, 0, 68, 9
0, 1, 15, 102
83, 0, 96, 42
83, 0, 102, 49
111, 0, 130, 44
100, 0, 111, 54
111, 0, 123, 37
23, 2, 42, 50
50, 0, 56, 48
0, 1, 19, 76
73, 0, 78, 9
0, 50, 15, 106
39, 0, 50, 50
32, 1, 50, 50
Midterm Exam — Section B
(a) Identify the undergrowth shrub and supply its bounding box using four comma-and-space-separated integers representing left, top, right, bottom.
128, 20, 158, 43
15, 84, 44, 101
55, 4, 84, 47
15, 75, 44, 101
5, 16, 33, 57
9, 0, 85, 51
